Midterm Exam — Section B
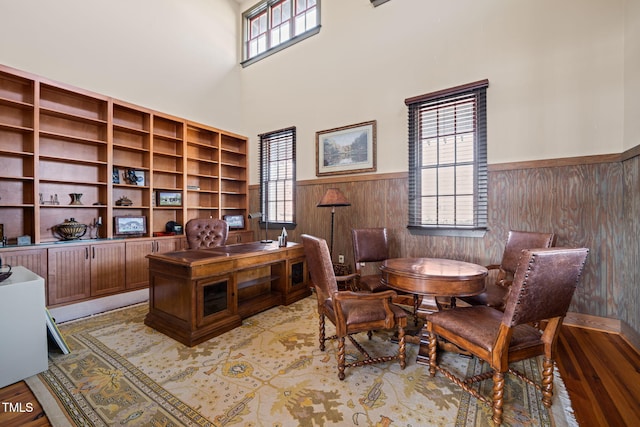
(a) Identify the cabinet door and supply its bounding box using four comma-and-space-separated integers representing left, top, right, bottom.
125, 237, 182, 289
0, 248, 47, 279
90, 242, 126, 296
227, 230, 254, 244
48, 245, 91, 305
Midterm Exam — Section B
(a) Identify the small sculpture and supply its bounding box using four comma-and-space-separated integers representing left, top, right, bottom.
115, 196, 133, 206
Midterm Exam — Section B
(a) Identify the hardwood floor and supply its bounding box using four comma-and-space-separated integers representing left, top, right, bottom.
1, 325, 639, 426
556, 326, 640, 427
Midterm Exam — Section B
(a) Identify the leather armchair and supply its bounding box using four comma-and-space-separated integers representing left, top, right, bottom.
352, 228, 422, 324
460, 230, 556, 310
185, 218, 229, 249
427, 247, 589, 426
302, 234, 407, 380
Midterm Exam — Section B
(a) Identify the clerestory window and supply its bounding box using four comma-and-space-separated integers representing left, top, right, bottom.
241, 0, 321, 67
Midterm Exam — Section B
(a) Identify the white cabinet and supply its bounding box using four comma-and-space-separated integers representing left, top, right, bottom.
0, 266, 48, 388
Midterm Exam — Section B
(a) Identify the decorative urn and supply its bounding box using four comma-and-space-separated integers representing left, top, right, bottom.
54, 218, 88, 240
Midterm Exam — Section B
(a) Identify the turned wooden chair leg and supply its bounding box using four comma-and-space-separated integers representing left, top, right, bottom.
413, 295, 420, 326
428, 331, 437, 376
337, 337, 346, 380
319, 313, 326, 351
492, 371, 505, 426
398, 326, 406, 369
541, 357, 555, 407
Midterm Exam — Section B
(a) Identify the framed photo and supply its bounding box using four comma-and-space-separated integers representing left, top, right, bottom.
316, 120, 377, 176
223, 214, 245, 229
157, 191, 182, 207
114, 215, 147, 236
112, 167, 120, 184
123, 168, 145, 186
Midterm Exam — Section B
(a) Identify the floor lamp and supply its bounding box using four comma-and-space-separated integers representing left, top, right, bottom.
317, 188, 351, 256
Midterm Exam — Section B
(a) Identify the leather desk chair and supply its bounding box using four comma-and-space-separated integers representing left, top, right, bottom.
427, 247, 589, 426
302, 234, 407, 380
185, 218, 229, 249
460, 230, 556, 311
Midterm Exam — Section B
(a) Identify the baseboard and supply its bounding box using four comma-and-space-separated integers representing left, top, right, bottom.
620, 321, 640, 354
563, 311, 621, 333
48, 289, 149, 323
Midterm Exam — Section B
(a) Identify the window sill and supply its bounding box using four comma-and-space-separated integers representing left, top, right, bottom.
259, 221, 296, 231
241, 26, 321, 68
407, 226, 487, 238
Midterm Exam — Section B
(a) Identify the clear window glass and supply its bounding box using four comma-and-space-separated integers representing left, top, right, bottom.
242, 0, 320, 66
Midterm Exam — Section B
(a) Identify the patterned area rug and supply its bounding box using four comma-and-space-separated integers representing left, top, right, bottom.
27, 296, 577, 426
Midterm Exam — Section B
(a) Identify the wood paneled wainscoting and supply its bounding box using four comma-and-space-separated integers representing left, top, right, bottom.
250, 150, 640, 350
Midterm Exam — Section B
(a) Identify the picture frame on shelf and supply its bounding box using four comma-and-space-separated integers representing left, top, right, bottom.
157, 191, 182, 207
123, 168, 145, 186
112, 167, 120, 184
316, 120, 377, 176
114, 215, 147, 236
223, 214, 245, 229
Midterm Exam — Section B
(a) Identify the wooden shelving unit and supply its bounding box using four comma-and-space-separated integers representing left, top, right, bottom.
0, 64, 250, 306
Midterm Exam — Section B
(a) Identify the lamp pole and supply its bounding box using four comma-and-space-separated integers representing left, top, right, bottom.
329, 206, 336, 255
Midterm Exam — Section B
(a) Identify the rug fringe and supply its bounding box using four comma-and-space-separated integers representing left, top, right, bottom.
551, 365, 579, 427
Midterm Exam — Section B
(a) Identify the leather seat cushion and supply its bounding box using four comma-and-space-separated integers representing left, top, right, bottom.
324, 298, 407, 326
429, 306, 542, 353
359, 274, 393, 292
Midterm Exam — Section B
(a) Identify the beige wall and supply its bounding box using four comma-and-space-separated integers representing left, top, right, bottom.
1, 1, 630, 173
625, 0, 640, 151
0, 0, 244, 134
239, 0, 626, 183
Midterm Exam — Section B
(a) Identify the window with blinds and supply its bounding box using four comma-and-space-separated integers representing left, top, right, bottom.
259, 127, 296, 225
406, 80, 488, 236
242, 0, 321, 67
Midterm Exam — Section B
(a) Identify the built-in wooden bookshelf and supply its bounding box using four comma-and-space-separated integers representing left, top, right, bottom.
0, 64, 250, 306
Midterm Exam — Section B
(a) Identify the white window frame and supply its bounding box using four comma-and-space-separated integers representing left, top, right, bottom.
241, 0, 321, 67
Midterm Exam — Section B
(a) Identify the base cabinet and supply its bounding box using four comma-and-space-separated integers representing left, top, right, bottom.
125, 237, 184, 289
0, 248, 48, 280
47, 242, 125, 305
227, 230, 254, 244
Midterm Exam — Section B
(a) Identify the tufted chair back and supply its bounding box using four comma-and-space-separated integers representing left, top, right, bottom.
185, 218, 228, 249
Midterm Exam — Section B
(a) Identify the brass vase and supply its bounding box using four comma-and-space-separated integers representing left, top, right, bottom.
69, 193, 83, 205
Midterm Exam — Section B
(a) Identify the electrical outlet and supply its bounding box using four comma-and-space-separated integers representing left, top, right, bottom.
338, 254, 345, 264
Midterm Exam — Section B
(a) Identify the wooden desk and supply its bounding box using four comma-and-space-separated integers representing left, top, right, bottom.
380, 257, 487, 363
145, 241, 309, 346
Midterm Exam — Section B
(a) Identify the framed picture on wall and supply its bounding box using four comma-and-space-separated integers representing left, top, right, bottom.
316, 120, 377, 177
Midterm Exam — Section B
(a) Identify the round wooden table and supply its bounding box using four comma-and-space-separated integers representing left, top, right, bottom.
380, 257, 488, 363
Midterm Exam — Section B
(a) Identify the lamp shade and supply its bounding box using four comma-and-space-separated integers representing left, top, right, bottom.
317, 188, 351, 207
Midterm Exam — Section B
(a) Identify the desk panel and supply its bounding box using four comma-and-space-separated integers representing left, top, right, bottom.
144, 241, 309, 346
